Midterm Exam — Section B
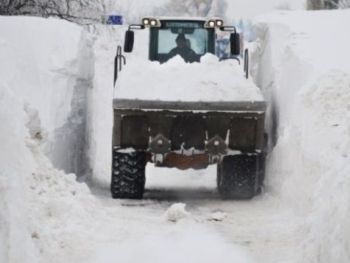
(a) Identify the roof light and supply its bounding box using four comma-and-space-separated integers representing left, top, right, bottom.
208, 20, 215, 28
142, 18, 150, 25
216, 19, 223, 27
150, 19, 157, 26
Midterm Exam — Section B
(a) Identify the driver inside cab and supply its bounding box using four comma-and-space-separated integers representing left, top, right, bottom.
167, 33, 200, 63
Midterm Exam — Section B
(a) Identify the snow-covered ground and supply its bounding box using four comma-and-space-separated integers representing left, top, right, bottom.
1, 4, 350, 263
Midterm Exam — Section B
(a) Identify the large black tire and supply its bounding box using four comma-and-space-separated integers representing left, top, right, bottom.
217, 154, 264, 199
111, 150, 146, 199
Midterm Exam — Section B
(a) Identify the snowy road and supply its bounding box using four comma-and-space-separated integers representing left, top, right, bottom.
82, 165, 305, 263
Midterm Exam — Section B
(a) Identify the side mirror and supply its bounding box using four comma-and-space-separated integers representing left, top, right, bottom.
124, 30, 134, 53
230, 32, 240, 56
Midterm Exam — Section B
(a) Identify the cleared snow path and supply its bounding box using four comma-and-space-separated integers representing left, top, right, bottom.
2, 10, 350, 263
80, 165, 304, 263
81, 170, 304, 263
86, 10, 350, 263
83, 23, 305, 263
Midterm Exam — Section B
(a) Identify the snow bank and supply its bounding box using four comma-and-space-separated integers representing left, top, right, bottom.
115, 54, 263, 102
0, 16, 95, 262
0, 16, 94, 175
85, 25, 125, 184
0, 87, 38, 263
0, 85, 92, 263
252, 9, 350, 262
26, 136, 97, 263
297, 71, 350, 262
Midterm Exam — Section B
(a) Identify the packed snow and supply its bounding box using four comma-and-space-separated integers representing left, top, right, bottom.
1, 3, 350, 263
164, 203, 190, 222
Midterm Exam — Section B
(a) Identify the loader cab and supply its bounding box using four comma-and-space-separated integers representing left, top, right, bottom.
148, 19, 215, 63
124, 17, 241, 63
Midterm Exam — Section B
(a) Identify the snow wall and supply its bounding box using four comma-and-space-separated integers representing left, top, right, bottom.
0, 16, 94, 263
252, 10, 350, 263
0, 16, 94, 176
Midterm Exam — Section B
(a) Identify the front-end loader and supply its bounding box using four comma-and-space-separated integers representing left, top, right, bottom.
111, 17, 267, 199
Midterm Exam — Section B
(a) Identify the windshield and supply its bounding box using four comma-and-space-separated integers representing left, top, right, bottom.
151, 20, 212, 63
158, 28, 209, 55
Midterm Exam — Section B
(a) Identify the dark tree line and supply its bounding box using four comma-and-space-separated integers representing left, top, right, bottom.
0, 0, 229, 24
307, 0, 350, 9
0, 0, 104, 24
